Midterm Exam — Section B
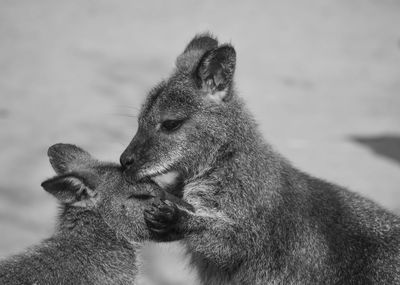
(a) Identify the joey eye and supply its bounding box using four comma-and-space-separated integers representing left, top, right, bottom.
128, 193, 155, 200
160, 119, 184, 132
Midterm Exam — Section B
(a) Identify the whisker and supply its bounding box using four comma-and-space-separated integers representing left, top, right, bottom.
115, 105, 141, 111
115, 140, 128, 147
112, 113, 139, 118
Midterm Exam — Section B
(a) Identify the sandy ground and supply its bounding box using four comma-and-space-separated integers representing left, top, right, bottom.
0, 0, 399, 258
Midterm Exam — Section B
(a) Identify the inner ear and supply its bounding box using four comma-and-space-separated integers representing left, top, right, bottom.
41, 174, 98, 207
196, 45, 236, 101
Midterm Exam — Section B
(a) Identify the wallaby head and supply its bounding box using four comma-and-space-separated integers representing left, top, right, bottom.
42, 143, 157, 243
120, 33, 245, 187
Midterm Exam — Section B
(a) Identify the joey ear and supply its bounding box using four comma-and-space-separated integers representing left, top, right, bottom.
41, 173, 98, 207
48, 143, 93, 175
196, 45, 236, 102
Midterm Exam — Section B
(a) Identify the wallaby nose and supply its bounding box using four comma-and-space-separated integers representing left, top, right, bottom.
120, 152, 135, 169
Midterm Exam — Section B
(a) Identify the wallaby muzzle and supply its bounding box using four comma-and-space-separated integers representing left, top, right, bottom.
120, 129, 155, 181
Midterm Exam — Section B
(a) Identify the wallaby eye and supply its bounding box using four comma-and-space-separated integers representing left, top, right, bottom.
128, 193, 155, 200
160, 119, 184, 132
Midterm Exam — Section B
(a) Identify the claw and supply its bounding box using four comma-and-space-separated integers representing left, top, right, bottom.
144, 199, 180, 238
146, 219, 169, 230
164, 200, 175, 207
149, 227, 170, 234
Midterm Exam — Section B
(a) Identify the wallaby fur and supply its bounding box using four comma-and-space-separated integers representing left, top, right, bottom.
120, 33, 400, 284
0, 143, 162, 285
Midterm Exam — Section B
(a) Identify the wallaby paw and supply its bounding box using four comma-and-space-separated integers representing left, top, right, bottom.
144, 199, 179, 238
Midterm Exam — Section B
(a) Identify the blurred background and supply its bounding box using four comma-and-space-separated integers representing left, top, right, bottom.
0, 0, 399, 257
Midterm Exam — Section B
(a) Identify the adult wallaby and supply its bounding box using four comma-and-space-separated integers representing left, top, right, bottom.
120, 33, 400, 284
0, 143, 183, 285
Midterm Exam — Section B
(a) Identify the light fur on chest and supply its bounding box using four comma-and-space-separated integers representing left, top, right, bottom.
135, 241, 201, 285
183, 180, 233, 223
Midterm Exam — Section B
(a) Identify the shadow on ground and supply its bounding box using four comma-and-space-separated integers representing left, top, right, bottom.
351, 135, 400, 166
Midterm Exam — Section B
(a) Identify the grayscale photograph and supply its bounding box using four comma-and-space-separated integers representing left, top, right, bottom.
0, 0, 399, 284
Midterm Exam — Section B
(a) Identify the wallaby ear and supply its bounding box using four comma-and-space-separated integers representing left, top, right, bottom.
41, 173, 98, 207
48, 143, 93, 175
176, 32, 219, 72
183, 32, 218, 54
196, 45, 236, 102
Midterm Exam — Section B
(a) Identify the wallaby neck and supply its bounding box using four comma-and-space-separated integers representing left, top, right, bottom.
211, 98, 287, 185
57, 206, 136, 249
